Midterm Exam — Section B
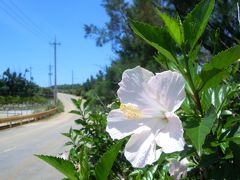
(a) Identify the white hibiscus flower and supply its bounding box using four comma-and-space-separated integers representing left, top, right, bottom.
106, 66, 186, 168
169, 158, 189, 180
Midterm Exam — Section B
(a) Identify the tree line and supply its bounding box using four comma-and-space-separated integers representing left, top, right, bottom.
0, 68, 53, 104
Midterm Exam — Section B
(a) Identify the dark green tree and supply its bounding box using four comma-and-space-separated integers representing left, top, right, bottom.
0, 68, 39, 97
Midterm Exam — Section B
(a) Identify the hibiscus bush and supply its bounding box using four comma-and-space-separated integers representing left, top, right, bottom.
37, 0, 240, 179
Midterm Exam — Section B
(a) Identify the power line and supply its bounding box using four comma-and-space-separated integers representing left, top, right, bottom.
0, 1, 43, 41
8, 0, 52, 40
0, 0, 48, 41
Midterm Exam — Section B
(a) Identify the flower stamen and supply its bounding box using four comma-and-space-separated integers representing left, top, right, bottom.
120, 104, 142, 120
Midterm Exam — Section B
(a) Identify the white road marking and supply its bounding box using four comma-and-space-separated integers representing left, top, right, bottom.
0, 146, 16, 154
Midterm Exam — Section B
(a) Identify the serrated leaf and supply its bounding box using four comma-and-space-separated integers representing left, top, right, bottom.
186, 105, 217, 155
200, 45, 240, 91
156, 9, 184, 47
183, 0, 215, 49
35, 155, 77, 180
203, 45, 240, 70
199, 68, 228, 92
95, 139, 125, 180
130, 20, 177, 63
79, 148, 90, 180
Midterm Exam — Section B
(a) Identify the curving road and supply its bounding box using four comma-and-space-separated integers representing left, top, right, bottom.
0, 93, 80, 180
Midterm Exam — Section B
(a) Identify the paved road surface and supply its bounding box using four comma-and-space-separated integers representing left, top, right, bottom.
0, 93, 80, 180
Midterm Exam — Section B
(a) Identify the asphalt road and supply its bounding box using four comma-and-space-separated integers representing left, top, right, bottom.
0, 93, 80, 180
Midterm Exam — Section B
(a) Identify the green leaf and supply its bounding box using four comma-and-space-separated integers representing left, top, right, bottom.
71, 98, 80, 109
203, 45, 240, 70
154, 54, 178, 71
70, 110, 81, 115
186, 105, 217, 155
35, 155, 77, 180
201, 85, 230, 115
129, 169, 144, 177
183, 0, 215, 49
199, 69, 228, 92
95, 139, 125, 180
75, 119, 88, 126
143, 164, 159, 180
79, 148, 90, 180
156, 9, 184, 47
130, 20, 177, 63
199, 45, 240, 91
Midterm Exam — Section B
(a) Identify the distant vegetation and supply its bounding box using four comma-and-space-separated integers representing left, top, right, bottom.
58, 84, 82, 96
0, 68, 53, 104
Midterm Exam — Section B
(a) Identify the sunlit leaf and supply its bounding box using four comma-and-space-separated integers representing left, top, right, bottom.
130, 20, 177, 63
143, 164, 159, 180
199, 45, 240, 91
201, 86, 230, 115
95, 139, 125, 180
186, 105, 217, 155
35, 155, 77, 180
79, 148, 90, 180
203, 45, 240, 70
156, 9, 184, 47
183, 0, 215, 50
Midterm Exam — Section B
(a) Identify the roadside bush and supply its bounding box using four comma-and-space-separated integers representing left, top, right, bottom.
56, 99, 64, 112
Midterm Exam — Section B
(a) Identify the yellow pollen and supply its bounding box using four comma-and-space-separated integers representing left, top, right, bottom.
120, 104, 142, 120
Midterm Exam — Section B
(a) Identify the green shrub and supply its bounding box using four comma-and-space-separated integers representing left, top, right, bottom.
56, 99, 64, 112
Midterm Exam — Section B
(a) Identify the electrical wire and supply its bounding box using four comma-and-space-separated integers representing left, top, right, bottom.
8, 0, 52, 40
0, 0, 52, 42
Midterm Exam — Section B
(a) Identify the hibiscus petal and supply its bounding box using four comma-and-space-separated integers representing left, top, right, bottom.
147, 71, 185, 112
169, 158, 189, 180
107, 108, 168, 140
124, 130, 161, 168
106, 109, 150, 140
117, 66, 158, 110
155, 113, 185, 153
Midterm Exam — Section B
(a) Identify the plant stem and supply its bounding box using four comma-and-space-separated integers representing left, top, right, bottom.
183, 48, 203, 116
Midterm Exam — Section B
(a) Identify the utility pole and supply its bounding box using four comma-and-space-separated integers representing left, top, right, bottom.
50, 37, 61, 105
48, 64, 52, 87
72, 70, 74, 90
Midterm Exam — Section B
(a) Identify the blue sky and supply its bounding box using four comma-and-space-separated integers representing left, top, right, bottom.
0, 0, 114, 87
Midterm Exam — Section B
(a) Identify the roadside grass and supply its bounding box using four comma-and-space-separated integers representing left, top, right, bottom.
56, 99, 64, 113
